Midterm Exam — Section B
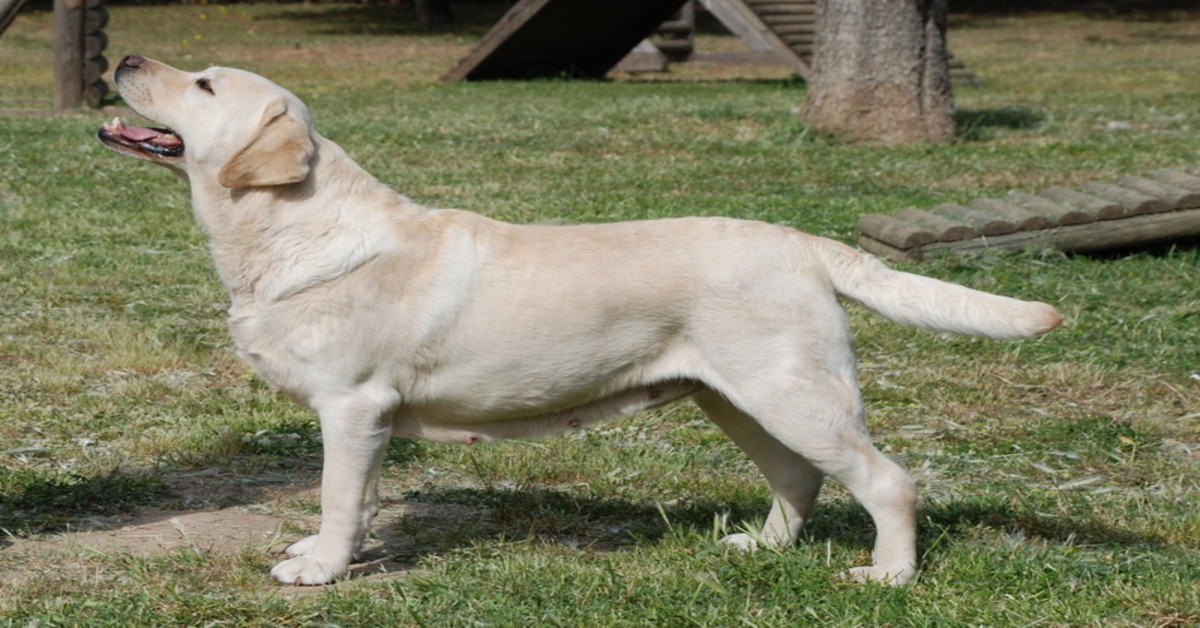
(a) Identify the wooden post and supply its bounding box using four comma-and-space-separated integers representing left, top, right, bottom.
53, 0, 84, 110
53, 0, 106, 110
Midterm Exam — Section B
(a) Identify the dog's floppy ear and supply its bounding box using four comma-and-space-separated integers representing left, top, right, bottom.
218, 98, 313, 189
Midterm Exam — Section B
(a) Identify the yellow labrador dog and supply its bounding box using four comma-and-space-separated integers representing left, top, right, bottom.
98, 54, 1061, 586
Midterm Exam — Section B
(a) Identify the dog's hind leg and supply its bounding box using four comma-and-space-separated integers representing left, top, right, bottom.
694, 389, 824, 551
722, 375, 918, 586
270, 386, 400, 585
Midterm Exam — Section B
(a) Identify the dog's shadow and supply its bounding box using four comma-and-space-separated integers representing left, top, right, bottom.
351, 486, 766, 575
349, 484, 1168, 579
1, 466, 1169, 580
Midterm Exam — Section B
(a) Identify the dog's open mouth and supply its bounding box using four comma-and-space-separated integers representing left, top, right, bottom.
98, 117, 185, 160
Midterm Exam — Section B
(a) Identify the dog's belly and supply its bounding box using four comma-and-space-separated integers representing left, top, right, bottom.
391, 379, 703, 444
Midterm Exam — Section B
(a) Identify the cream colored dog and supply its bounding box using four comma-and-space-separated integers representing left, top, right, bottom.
98, 54, 1061, 586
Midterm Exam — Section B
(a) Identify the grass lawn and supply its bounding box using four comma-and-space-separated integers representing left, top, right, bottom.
1, 3, 1198, 626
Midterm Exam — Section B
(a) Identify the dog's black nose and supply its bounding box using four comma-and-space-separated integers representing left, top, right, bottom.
121, 53, 145, 69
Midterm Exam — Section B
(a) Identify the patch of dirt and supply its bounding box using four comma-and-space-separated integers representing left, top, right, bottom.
0, 499, 470, 592
4, 509, 313, 558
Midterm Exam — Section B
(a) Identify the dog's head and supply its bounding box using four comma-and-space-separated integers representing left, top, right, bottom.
98, 54, 314, 189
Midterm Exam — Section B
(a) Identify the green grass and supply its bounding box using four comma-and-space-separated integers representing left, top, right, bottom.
2, 5, 1199, 627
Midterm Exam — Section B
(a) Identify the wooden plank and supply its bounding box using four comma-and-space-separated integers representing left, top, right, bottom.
748, 2, 815, 14
1005, 191, 1094, 225
772, 24, 815, 36
909, 208, 1200, 258
967, 198, 1054, 231
753, 5, 814, 15
688, 50, 787, 65
1079, 181, 1173, 215
83, 3, 107, 31
856, 213, 936, 249
858, 234, 914, 262
896, 207, 978, 242
929, 203, 1018, 235
83, 56, 107, 83
757, 15, 815, 25
1117, 175, 1200, 209
654, 38, 694, 56
1039, 186, 1126, 220
1149, 170, 1200, 193
442, 0, 689, 81
780, 35, 816, 48
699, 0, 774, 51
84, 30, 105, 58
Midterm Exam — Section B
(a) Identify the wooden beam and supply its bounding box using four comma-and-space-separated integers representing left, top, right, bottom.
891, 209, 1200, 260
54, 0, 84, 110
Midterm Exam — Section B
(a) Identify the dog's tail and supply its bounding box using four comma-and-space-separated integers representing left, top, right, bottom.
815, 239, 1062, 340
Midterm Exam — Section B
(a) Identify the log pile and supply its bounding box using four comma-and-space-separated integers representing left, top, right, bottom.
857, 169, 1200, 260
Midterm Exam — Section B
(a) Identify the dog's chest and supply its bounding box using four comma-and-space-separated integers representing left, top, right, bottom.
225, 301, 337, 406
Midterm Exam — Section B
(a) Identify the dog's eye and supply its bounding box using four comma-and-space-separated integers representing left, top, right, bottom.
196, 78, 215, 95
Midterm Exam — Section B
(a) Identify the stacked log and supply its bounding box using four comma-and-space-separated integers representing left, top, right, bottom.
858, 169, 1200, 260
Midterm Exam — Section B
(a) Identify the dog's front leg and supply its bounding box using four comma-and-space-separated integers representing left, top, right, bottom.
270, 389, 399, 585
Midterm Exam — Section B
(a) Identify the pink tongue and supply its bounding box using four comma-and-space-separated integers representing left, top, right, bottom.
121, 125, 164, 141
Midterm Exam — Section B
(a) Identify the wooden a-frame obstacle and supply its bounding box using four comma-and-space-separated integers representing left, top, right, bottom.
857, 167, 1200, 260
443, 0, 976, 82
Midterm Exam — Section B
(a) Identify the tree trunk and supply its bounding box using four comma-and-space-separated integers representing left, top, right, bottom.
802, 0, 955, 145
416, 0, 454, 26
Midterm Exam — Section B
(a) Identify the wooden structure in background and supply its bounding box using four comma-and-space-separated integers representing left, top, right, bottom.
445, 0, 976, 83
0, 0, 30, 36
700, 0, 975, 83
442, 0, 690, 81
1, 0, 108, 111
858, 168, 1200, 259
54, 0, 108, 109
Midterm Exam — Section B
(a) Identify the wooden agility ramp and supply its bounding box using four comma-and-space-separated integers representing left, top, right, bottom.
444, 0, 975, 82
857, 168, 1200, 260
442, 0, 690, 81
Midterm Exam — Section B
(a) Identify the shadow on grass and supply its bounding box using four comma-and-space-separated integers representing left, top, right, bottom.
0, 467, 166, 545
2, 446, 1172, 575
919, 498, 1172, 549
376, 486, 768, 560
1077, 236, 1200, 260
356, 483, 1171, 576
955, 106, 1046, 141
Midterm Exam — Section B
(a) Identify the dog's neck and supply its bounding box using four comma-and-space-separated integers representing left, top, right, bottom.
188, 134, 420, 307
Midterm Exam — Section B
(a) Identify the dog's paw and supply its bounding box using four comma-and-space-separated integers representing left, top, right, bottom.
841, 564, 915, 586
271, 555, 349, 586
284, 534, 319, 557
718, 533, 759, 553
284, 535, 366, 561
